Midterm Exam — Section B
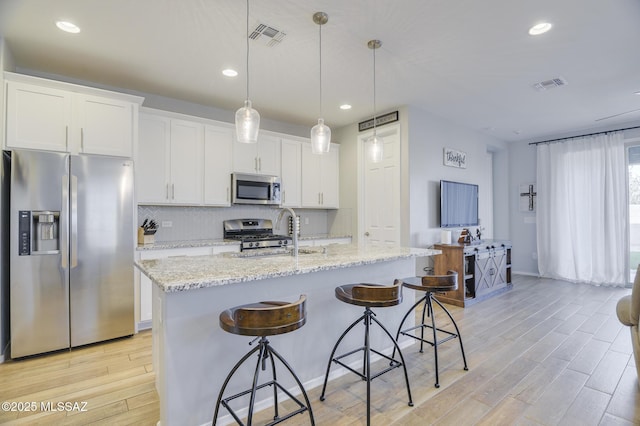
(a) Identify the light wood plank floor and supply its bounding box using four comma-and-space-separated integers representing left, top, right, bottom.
1, 274, 638, 425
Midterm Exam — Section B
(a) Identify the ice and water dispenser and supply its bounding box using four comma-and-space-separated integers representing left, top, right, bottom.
18, 210, 61, 255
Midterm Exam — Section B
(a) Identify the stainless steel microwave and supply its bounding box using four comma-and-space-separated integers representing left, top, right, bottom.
231, 173, 281, 205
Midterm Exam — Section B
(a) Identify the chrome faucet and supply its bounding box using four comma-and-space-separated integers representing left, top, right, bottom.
275, 207, 299, 258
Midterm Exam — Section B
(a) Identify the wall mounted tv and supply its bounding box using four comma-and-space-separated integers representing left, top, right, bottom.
440, 180, 479, 228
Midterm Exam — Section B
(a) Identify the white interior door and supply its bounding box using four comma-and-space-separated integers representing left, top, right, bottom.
361, 124, 401, 247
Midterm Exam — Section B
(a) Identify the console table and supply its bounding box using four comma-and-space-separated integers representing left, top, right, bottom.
433, 240, 512, 307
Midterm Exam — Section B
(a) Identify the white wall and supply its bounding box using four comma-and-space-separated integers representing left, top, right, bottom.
406, 105, 508, 256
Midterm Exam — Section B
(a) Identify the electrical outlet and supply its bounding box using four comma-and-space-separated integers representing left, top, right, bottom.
162, 221, 172, 228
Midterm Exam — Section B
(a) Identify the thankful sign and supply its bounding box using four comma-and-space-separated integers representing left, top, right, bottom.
443, 148, 467, 168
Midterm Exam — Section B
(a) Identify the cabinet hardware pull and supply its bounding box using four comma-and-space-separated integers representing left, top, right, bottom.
258, 157, 261, 171
172, 183, 175, 199
254, 157, 258, 171
65, 126, 69, 150
166, 184, 169, 200
226, 187, 229, 202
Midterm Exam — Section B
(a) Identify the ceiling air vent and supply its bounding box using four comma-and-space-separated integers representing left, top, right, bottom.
249, 23, 286, 47
532, 77, 568, 91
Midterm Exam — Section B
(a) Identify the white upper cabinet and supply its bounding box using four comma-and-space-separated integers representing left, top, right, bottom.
4, 72, 142, 157
137, 112, 203, 205
301, 143, 339, 208
233, 133, 281, 176
280, 138, 302, 207
204, 124, 234, 206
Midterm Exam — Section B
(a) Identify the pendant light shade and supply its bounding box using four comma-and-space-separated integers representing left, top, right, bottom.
311, 12, 331, 154
368, 134, 384, 163
235, 0, 260, 143
368, 39, 383, 163
311, 118, 331, 153
236, 99, 260, 143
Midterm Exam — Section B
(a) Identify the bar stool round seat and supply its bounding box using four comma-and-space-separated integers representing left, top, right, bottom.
393, 272, 468, 388
320, 281, 413, 426
213, 295, 314, 426
219, 300, 306, 337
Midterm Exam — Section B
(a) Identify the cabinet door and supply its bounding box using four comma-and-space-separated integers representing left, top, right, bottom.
170, 119, 203, 204
204, 125, 233, 206
256, 134, 281, 175
232, 137, 258, 174
77, 94, 134, 157
137, 114, 171, 203
301, 143, 322, 207
320, 144, 339, 208
5, 81, 72, 152
280, 138, 302, 207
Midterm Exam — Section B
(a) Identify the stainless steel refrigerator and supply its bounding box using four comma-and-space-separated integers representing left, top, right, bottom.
7, 149, 134, 358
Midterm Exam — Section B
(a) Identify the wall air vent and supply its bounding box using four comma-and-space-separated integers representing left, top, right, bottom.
532, 77, 568, 91
249, 23, 286, 47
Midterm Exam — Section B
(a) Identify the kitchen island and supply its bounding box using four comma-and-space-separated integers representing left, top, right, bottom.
136, 243, 439, 425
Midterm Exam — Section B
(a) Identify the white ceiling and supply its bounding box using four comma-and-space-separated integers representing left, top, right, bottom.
1, 0, 640, 143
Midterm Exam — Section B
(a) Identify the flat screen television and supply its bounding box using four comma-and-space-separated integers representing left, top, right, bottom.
440, 180, 479, 228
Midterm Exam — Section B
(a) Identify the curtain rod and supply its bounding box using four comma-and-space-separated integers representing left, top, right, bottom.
528, 125, 640, 146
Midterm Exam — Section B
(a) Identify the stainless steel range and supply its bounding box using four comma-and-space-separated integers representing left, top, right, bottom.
223, 219, 292, 251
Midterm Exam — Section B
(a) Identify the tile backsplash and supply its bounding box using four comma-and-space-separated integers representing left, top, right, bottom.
137, 205, 331, 242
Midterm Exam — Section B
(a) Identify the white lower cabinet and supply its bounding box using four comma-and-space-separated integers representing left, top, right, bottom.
137, 245, 239, 327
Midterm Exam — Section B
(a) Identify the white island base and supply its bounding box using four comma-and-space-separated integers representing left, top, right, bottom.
144, 247, 437, 425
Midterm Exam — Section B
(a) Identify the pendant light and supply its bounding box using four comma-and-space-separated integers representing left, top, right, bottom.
367, 39, 383, 163
235, 0, 260, 143
310, 12, 331, 154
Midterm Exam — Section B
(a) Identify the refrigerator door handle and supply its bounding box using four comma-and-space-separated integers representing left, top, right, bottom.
61, 174, 69, 268
70, 174, 78, 268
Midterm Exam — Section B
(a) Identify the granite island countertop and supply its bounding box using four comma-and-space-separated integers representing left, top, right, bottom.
135, 234, 352, 251
136, 243, 439, 293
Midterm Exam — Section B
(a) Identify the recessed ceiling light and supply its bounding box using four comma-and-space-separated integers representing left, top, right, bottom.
222, 69, 238, 77
529, 22, 552, 36
56, 21, 80, 34
339, 104, 352, 110
634, 90, 640, 95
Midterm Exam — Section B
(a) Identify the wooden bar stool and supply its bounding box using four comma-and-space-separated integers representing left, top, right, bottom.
319, 281, 413, 425
212, 295, 314, 426
393, 272, 468, 388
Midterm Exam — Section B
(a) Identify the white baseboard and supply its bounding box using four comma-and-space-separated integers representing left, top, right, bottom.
137, 320, 152, 331
512, 270, 540, 277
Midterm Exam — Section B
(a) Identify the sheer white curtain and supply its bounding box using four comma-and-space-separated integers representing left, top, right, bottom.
536, 131, 627, 286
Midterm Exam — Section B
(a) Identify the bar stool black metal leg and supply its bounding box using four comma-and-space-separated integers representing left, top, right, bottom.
246, 341, 268, 425
427, 296, 441, 388
364, 309, 372, 426
419, 297, 429, 353
267, 344, 316, 426
266, 343, 279, 421
369, 314, 413, 406
431, 295, 468, 371
213, 343, 262, 425
319, 313, 366, 401
392, 295, 428, 360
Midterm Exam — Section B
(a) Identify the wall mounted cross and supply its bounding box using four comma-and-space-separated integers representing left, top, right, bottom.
520, 184, 537, 211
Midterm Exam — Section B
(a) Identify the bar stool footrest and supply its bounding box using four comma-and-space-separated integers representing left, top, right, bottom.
221, 380, 310, 426
332, 346, 403, 382
400, 324, 460, 347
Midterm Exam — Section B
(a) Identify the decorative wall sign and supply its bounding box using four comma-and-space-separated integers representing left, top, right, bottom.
443, 148, 467, 168
519, 183, 537, 211
358, 110, 399, 132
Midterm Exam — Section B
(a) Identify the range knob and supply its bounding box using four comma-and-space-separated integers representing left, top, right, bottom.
282, 240, 289, 245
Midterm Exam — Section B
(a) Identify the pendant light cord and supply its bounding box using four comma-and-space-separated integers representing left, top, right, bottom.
245, 0, 250, 101
373, 44, 377, 134
319, 22, 323, 118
